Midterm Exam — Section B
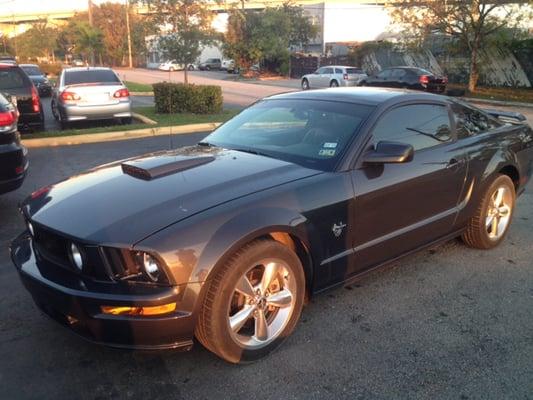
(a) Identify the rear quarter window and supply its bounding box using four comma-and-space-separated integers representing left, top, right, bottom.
0, 68, 28, 90
64, 70, 120, 85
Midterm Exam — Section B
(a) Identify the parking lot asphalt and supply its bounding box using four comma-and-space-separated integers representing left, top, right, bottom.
1, 132, 533, 399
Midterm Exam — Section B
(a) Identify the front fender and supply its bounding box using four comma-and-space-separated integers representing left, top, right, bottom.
136, 205, 322, 287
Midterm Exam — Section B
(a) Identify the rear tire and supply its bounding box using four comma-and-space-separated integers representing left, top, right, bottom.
196, 239, 305, 364
462, 174, 515, 249
330, 80, 339, 87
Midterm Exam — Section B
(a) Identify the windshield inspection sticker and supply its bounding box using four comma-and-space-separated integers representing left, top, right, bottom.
323, 142, 338, 149
319, 149, 336, 157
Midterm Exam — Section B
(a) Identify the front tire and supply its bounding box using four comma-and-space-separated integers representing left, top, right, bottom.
301, 79, 309, 90
462, 174, 516, 249
196, 239, 305, 364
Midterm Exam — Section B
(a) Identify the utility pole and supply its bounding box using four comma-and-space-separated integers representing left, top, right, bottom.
126, 0, 133, 68
88, 0, 94, 65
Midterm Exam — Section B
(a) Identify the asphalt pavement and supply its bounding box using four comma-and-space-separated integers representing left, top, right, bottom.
0, 131, 532, 399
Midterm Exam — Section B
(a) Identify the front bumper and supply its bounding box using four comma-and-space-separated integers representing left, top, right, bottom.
10, 233, 202, 350
60, 100, 132, 122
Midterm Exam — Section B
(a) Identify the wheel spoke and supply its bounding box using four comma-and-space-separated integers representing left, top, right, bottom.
260, 262, 280, 295
230, 305, 255, 333
266, 289, 293, 308
486, 215, 495, 229
235, 275, 255, 298
493, 188, 504, 207
491, 215, 499, 237
254, 308, 268, 341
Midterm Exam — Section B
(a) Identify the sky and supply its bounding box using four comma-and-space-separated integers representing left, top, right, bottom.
0, 0, 122, 17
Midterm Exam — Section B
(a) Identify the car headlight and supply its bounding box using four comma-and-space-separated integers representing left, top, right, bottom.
69, 242, 84, 271
142, 252, 161, 282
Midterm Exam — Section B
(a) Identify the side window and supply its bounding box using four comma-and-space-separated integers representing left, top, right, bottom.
324, 67, 334, 74
372, 104, 452, 151
391, 69, 406, 79
316, 67, 326, 74
451, 103, 500, 138
377, 69, 392, 79
335, 68, 343, 74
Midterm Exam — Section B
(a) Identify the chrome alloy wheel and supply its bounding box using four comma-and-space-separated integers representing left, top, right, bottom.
227, 260, 296, 350
486, 186, 513, 240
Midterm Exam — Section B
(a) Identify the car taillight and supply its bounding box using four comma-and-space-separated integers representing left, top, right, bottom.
442, 76, 448, 84
343, 73, 349, 80
60, 91, 81, 102
113, 88, 130, 98
419, 75, 429, 85
0, 110, 16, 127
31, 86, 40, 112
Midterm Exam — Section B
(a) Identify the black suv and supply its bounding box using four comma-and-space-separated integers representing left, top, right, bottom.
0, 63, 44, 131
0, 93, 28, 194
20, 64, 52, 97
362, 66, 447, 93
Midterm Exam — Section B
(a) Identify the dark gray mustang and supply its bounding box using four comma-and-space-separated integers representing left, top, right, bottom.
11, 87, 533, 363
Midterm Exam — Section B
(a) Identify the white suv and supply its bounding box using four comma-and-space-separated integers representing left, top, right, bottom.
301, 66, 367, 90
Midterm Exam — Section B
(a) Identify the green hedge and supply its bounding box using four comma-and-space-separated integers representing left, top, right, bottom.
153, 82, 223, 114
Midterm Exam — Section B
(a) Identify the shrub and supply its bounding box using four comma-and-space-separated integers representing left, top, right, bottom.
153, 82, 223, 114
38, 63, 63, 77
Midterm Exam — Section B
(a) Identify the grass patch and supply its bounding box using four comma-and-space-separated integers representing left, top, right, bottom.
124, 81, 154, 92
449, 84, 533, 103
23, 107, 241, 139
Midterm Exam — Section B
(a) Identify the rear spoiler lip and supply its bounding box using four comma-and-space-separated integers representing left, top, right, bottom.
484, 109, 526, 122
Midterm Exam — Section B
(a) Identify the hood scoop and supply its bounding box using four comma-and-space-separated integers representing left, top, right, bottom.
121, 155, 215, 180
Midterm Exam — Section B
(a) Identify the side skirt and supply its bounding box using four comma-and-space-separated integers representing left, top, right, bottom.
313, 228, 466, 295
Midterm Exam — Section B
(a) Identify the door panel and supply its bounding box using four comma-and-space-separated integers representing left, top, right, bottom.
348, 103, 468, 274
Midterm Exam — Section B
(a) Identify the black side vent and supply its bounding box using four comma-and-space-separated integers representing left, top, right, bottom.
121, 155, 215, 180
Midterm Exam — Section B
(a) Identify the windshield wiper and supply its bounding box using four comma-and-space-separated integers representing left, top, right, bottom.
231, 147, 273, 158
406, 127, 449, 142
198, 141, 217, 147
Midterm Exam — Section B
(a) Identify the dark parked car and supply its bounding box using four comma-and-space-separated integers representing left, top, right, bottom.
0, 93, 28, 194
0, 63, 44, 131
20, 64, 52, 97
362, 67, 447, 93
11, 88, 533, 363
198, 58, 221, 70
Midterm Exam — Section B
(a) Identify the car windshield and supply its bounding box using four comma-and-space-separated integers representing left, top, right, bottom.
204, 99, 374, 171
64, 69, 120, 85
21, 66, 42, 76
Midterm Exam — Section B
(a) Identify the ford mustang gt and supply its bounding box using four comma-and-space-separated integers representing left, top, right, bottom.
11, 88, 533, 363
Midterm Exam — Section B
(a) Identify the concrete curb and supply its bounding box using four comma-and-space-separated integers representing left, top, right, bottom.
22, 122, 221, 148
132, 112, 157, 125
462, 97, 533, 109
131, 91, 154, 96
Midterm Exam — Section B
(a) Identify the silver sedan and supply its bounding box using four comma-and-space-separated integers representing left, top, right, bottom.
51, 67, 132, 129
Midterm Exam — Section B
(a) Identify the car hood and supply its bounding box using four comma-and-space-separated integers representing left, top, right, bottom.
23, 146, 320, 245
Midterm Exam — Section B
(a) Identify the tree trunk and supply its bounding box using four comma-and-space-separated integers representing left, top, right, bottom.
184, 67, 188, 85
468, 36, 481, 93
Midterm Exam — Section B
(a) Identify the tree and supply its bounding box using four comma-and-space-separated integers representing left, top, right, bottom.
138, 0, 217, 83
72, 21, 104, 64
224, 4, 317, 75
389, 0, 532, 92
15, 19, 59, 61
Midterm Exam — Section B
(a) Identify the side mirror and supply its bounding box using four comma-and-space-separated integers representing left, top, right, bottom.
363, 141, 414, 164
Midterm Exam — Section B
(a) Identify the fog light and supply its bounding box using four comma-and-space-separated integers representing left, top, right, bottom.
100, 303, 176, 316
143, 253, 161, 281
70, 243, 84, 270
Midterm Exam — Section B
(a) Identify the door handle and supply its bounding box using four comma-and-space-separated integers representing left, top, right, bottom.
446, 158, 465, 169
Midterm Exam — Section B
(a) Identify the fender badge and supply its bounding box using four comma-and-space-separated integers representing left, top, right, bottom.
332, 222, 346, 238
